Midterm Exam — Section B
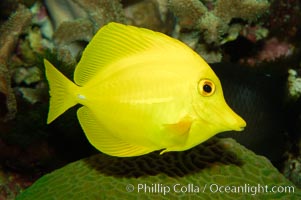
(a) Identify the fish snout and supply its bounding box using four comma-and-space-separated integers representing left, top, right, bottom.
232, 116, 246, 131
218, 102, 246, 132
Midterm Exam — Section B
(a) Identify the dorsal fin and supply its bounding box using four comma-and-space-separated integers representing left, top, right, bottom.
73, 22, 192, 86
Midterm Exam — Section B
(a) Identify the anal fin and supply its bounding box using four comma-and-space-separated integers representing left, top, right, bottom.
77, 107, 154, 157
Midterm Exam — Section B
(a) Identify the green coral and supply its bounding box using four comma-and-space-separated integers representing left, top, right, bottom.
169, 0, 270, 45
16, 138, 300, 199
213, 0, 269, 23
288, 69, 301, 101
168, 0, 270, 63
44, 0, 126, 65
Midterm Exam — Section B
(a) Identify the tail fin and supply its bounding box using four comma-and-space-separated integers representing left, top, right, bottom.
44, 59, 78, 124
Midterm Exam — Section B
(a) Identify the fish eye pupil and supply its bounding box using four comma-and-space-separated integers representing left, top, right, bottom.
198, 79, 215, 96
203, 84, 212, 93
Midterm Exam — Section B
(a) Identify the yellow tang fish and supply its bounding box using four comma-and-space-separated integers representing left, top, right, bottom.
44, 22, 246, 157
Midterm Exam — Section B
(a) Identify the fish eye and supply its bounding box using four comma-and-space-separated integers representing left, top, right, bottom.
198, 79, 215, 96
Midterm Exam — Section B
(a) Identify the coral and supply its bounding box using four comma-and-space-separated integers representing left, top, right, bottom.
266, 0, 301, 37
13, 67, 41, 85
213, 0, 269, 23
283, 154, 301, 188
288, 69, 301, 101
168, 0, 270, 45
0, 5, 32, 122
240, 37, 295, 66
53, 19, 94, 46
255, 38, 294, 61
167, 0, 273, 63
0, 138, 63, 200
0, 164, 36, 200
17, 85, 47, 104
0, 0, 35, 23
124, 0, 166, 31
239, 25, 269, 43
224, 0, 300, 65
168, 0, 208, 29
16, 138, 300, 199
71, 0, 125, 32
44, 0, 125, 65
283, 69, 301, 188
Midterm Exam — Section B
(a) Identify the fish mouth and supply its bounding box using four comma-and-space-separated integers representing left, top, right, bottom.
224, 111, 246, 132
193, 97, 246, 133
235, 125, 246, 132
211, 102, 247, 133
199, 110, 246, 133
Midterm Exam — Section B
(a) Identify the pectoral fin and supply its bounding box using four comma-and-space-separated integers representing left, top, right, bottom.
160, 116, 194, 155
77, 106, 154, 157
164, 115, 193, 136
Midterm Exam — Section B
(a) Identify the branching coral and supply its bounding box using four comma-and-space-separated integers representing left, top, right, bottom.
288, 69, 301, 101
213, 0, 269, 22
44, 0, 125, 64
124, 0, 167, 31
168, 0, 270, 62
240, 37, 295, 65
267, 0, 301, 37
0, 5, 32, 122
169, 0, 269, 44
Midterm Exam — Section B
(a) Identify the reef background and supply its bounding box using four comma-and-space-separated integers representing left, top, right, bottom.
1, 0, 301, 199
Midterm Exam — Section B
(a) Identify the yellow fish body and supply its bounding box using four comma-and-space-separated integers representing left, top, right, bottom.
44, 22, 246, 157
